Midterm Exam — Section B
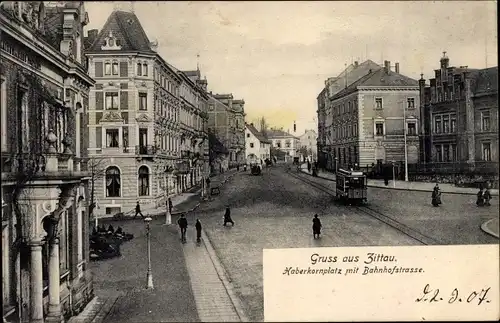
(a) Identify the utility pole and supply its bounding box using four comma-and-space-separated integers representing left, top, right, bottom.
402, 101, 408, 181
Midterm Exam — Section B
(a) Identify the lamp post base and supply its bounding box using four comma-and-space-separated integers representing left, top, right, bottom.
146, 271, 154, 289
164, 211, 171, 225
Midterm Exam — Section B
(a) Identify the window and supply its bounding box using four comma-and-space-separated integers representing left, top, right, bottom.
407, 98, 415, 109
443, 116, 449, 133
137, 63, 142, 76
246, 133, 250, 138
138, 166, 150, 196
348, 102, 352, 112
407, 122, 416, 135
375, 98, 383, 110
482, 143, 491, 161
105, 92, 119, 110
443, 145, 450, 162
105, 62, 111, 75
435, 145, 442, 162
285, 140, 291, 148
451, 115, 456, 133
112, 62, 118, 75
143, 63, 148, 76
106, 129, 119, 147
276, 142, 281, 148
375, 122, 384, 136
250, 143, 254, 148
481, 111, 490, 131
434, 116, 442, 133
105, 166, 121, 197
451, 144, 457, 161
139, 93, 147, 111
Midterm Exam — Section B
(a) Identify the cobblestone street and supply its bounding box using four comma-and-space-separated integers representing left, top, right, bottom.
195, 165, 488, 321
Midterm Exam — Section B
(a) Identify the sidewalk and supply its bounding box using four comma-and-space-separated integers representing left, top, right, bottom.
299, 166, 498, 196
481, 218, 499, 238
70, 168, 244, 323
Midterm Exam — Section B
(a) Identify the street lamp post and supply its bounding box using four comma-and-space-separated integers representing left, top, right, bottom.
402, 101, 409, 182
144, 217, 154, 289
392, 160, 396, 188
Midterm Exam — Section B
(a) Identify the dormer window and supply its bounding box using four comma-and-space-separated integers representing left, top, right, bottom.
101, 31, 122, 50
137, 63, 142, 76
143, 63, 148, 76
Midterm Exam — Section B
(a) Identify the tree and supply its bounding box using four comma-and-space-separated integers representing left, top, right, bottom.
298, 145, 309, 158
83, 157, 107, 220
259, 116, 269, 138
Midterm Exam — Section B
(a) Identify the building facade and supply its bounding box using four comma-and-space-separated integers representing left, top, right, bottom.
266, 129, 300, 162
419, 53, 498, 176
317, 60, 382, 169
84, 10, 208, 217
1, 2, 95, 322
326, 61, 420, 171
245, 123, 271, 163
207, 93, 245, 171
298, 129, 318, 162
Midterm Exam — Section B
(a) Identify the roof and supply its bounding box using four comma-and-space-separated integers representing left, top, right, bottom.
330, 67, 418, 101
246, 124, 271, 144
266, 129, 299, 140
472, 66, 498, 96
42, 7, 65, 50
88, 10, 154, 53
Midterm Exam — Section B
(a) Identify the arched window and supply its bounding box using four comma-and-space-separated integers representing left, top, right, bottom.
143, 63, 148, 76
138, 166, 150, 196
137, 63, 142, 76
105, 167, 121, 197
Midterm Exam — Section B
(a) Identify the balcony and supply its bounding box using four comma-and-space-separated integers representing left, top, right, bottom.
135, 145, 157, 156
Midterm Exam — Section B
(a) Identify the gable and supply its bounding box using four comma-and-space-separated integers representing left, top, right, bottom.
87, 10, 153, 53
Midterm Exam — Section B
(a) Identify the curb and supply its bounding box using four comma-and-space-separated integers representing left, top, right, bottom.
299, 170, 496, 196
201, 229, 250, 322
481, 218, 499, 238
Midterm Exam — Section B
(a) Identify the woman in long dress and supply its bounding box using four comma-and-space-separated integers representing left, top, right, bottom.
312, 214, 322, 239
431, 184, 441, 207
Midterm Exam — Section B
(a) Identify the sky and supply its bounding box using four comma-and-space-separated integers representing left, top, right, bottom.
84, 1, 497, 135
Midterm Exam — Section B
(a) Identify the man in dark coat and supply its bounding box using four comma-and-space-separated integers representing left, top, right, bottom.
134, 201, 145, 219
167, 198, 173, 215
432, 184, 441, 207
177, 213, 188, 242
223, 207, 234, 226
312, 214, 322, 239
476, 188, 485, 207
195, 219, 202, 243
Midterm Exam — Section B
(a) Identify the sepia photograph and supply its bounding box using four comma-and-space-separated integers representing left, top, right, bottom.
0, 0, 498, 322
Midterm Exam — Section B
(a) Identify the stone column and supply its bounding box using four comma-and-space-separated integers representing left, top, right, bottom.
30, 241, 45, 323
46, 237, 62, 322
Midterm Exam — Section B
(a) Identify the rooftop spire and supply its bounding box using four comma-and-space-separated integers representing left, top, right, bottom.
197, 53, 200, 71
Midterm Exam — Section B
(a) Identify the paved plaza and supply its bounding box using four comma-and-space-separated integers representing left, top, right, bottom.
79, 165, 498, 323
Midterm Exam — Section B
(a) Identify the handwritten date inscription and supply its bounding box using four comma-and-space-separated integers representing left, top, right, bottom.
416, 284, 492, 305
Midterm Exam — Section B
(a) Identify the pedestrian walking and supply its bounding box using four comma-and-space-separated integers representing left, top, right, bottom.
177, 213, 188, 242
307, 161, 312, 173
431, 184, 442, 207
134, 201, 145, 219
483, 188, 492, 206
312, 214, 322, 239
383, 170, 389, 186
476, 188, 485, 207
223, 207, 235, 226
195, 219, 202, 243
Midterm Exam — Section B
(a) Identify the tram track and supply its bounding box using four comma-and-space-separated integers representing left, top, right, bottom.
286, 169, 442, 245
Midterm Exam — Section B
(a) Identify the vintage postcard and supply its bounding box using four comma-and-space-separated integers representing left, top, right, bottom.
0, 1, 497, 322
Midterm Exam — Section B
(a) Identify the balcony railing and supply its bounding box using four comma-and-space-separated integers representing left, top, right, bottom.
135, 145, 157, 156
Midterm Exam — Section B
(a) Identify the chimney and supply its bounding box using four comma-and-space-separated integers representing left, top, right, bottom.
395, 62, 400, 74
354, 61, 359, 67
384, 60, 391, 74
250, 123, 254, 127
87, 29, 98, 44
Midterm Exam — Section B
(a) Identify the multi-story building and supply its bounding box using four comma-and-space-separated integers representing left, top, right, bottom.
207, 93, 245, 171
419, 53, 498, 176
266, 129, 300, 162
245, 123, 271, 163
1, 2, 95, 322
326, 61, 420, 171
85, 10, 188, 216
298, 129, 318, 162
317, 60, 381, 169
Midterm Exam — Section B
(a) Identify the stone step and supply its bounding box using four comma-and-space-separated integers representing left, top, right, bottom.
67, 295, 119, 323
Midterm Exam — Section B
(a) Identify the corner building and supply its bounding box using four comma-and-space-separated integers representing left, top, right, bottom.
419, 53, 498, 177
1, 2, 95, 322
85, 10, 187, 217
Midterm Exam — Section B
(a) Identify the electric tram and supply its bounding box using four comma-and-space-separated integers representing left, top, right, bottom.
335, 168, 368, 204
